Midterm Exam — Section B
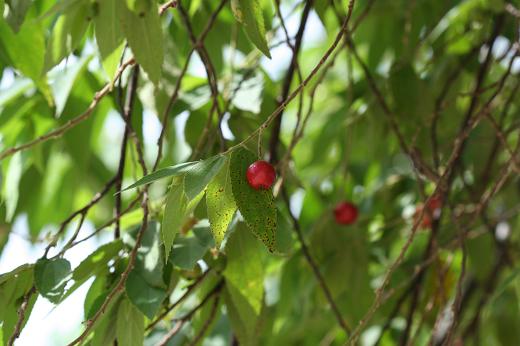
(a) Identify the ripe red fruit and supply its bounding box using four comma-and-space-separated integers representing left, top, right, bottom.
414, 194, 443, 229
246, 161, 276, 190
334, 201, 358, 225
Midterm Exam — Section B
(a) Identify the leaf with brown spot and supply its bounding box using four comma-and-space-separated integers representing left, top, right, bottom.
229, 147, 277, 252
207, 156, 237, 249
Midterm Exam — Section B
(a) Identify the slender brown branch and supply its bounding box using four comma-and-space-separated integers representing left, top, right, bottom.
269, 0, 314, 163
7, 286, 37, 346
114, 66, 140, 239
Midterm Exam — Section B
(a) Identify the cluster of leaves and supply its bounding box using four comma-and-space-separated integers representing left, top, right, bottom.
1, 0, 520, 345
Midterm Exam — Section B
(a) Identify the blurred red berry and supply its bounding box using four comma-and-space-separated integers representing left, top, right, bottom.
334, 201, 358, 225
246, 161, 276, 190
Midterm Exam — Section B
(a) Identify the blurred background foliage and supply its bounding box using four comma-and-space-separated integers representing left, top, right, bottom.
0, 0, 520, 345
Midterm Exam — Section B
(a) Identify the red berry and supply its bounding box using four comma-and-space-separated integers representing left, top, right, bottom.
334, 201, 358, 225
246, 161, 276, 190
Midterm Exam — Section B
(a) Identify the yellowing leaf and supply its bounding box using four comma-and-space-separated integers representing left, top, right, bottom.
207, 157, 237, 248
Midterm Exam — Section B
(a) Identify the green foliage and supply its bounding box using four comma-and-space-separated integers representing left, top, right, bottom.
231, 0, 271, 58
1, 0, 520, 344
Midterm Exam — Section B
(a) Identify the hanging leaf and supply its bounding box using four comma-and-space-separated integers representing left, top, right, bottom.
224, 223, 265, 314
116, 298, 145, 346
2, 152, 23, 222
0, 265, 36, 345
122, 155, 226, 193
119, 0, 164, 84
184, 154, 226, 200
229, 147, 277, 252
223, 283, 260, 346
125, 270, 167, 319
162, 178, 188, 260
72, 240, 124, 283
230, 0, 271, 58
34, 257, 71, 303
207, 157, 237, 248
94, 0, 124, 80
170, 235, 210, 270
44, 3, 90, 71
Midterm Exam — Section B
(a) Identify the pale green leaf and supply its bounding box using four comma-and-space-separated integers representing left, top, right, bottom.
48, 55, 92, 117
223, 282, 259, 346
184, 154, 226, 200
3, 152, 23, 222
229, 148, 277, 252
122, 161, 197, 191
207, 158, 237, 248
162, 178, 188, 260
224, 224, 265, 314
116, 298, 145, 346
119, 0, 164, 84
94, 0, 125, 80
44, 4, 90, 71
230, 0, 271, 58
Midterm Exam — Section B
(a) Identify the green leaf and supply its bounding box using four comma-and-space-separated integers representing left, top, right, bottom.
4, 0, 31, 32
184, 154, 226, 201
125, 270, 167, 319
72, 240, 123, 283
0, 265, 36, 346
170, 236, 209, 270
2, 152, 23, 222
123, 155, 225, 194
116, 298, 145, 346
230, 0, 271, 58
0, 21, 50, 100
223, 282, 259, 346
122, 161, 197, 191
44, 4, 90, 71
94, 0, 125, 80
224, 223, 265, 314
48, 55, 92, 117
123, 222, 166, 288
119, 0, 164, 84
34, 258, 71, 303
162, 179, 188, 261
229, 148, 277, 252
207, 158, 237, 248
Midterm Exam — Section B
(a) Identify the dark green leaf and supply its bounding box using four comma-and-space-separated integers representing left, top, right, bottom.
34, 258, 71, 303
125, 270, 167, 319
170, 235, 209, 270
